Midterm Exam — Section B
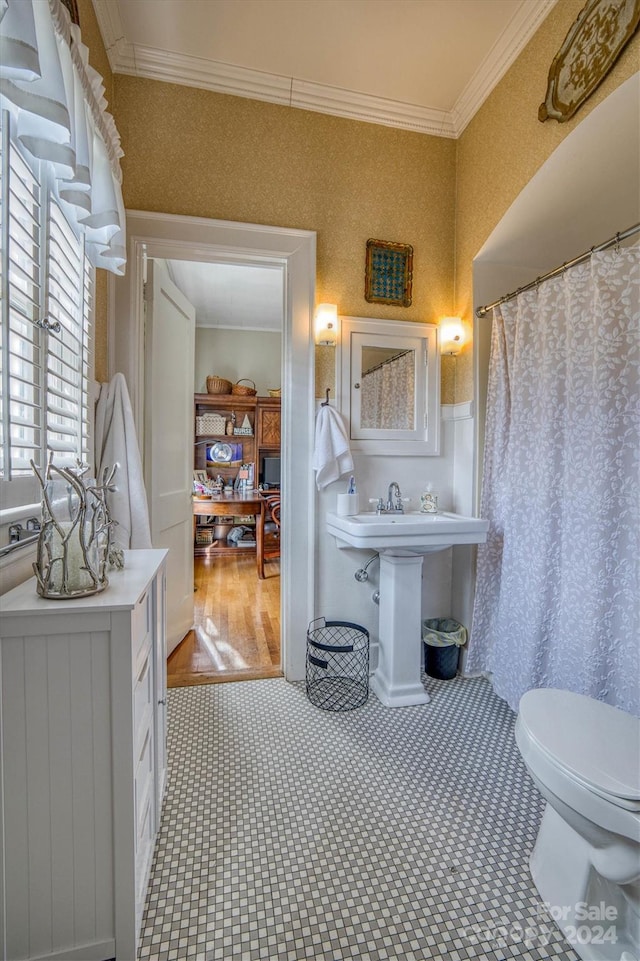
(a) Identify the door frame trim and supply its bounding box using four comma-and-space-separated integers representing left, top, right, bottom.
109, 211, 317, 681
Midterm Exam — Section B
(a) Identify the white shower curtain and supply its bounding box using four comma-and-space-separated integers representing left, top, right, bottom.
361, 351, 414, 429
467, 246, 639, 716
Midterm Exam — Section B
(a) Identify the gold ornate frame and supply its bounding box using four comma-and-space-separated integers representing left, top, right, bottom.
539, 0, 640, 123
364, 239, 413, 307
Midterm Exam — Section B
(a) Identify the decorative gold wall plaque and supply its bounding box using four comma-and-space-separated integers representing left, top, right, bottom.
365, 239, 413, 307
540, 0, 640, 123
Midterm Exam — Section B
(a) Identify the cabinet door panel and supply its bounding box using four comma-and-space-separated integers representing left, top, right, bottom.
259, 408, 281, 448
132, 588, 151, 665
135, 726, 153, 828
134, 642, 153, 752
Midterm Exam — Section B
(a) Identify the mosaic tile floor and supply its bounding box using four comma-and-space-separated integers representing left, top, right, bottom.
138, 675, 579, 961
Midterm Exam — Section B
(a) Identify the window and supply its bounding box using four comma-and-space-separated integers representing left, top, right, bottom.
0, 111, 93, 513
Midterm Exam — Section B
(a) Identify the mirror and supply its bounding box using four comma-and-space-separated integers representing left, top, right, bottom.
339, 317, 440, 455
360, 346, 415, 430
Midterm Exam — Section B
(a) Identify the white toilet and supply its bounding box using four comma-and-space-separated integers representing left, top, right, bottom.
515, 688, 640, 961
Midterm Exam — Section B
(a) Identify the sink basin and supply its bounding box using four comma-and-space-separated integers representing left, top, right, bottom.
326, 509, 489, 708
326, 510, 489, 555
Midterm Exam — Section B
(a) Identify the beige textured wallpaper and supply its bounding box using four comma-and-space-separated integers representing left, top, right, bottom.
77, 0, 112, 384
454, 0, 640, 400
314, 346, 337, 403
87, 0, 638, 403
112, 78, 457, 399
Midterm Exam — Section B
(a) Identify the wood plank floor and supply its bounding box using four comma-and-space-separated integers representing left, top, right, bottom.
167, 553, 281, 687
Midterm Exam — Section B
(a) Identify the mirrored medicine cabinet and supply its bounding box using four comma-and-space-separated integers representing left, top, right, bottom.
338, 316, 440, 456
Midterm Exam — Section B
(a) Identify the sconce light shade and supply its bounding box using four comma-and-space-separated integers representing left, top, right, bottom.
315, 303, 338, 346
440, 317, 465, 355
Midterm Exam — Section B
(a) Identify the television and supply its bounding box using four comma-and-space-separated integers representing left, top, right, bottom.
260, 455, 281, 489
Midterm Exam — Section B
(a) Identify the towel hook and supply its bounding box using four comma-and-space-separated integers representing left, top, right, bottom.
321, 388, 331, 406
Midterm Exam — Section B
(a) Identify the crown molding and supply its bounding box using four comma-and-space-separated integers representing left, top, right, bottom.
91, 0, 126, 62
291, 79, 455, 137
452, 0, 559, 135
92, 0, 556, 139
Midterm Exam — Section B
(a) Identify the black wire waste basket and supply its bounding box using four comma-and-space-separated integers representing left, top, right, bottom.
306, 618, 369, 711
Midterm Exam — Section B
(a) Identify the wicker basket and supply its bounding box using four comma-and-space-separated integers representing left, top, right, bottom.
206, 375, 232, 395
195, 413, 226, 435
195, 527, 214, 545
231, 378, 257, 396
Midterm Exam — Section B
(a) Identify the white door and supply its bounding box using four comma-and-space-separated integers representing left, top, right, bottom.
144, 260, 195, 655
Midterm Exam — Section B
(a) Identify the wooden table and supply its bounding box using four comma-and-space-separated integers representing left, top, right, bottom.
193, 492, 265, 572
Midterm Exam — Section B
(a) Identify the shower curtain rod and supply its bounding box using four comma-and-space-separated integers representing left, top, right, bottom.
363, 348, 412, 376
475, 223, 640, 318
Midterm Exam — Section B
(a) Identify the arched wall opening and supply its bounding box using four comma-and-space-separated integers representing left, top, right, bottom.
451, 74, 639, 646
473, 73, 640, 509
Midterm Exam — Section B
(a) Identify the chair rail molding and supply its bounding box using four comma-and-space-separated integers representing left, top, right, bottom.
441, 400, 475, 421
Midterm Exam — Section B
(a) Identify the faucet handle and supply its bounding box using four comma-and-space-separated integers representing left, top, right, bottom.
369, 497, 385, 513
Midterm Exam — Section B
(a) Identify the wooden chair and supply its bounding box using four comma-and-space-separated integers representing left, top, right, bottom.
256, 492, 280, 578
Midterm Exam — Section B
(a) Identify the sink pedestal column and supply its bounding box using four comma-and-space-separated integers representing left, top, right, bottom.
370, 553, 430, 707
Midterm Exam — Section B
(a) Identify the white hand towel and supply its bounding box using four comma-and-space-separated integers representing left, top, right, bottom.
313, 405, 354, 490
95, 373, 152, 550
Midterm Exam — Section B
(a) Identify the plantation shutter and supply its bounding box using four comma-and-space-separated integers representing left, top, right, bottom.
44, 197, 92, 469
0, 131, 44, 478
0, 0, 125, 520
0, 118, 93, 487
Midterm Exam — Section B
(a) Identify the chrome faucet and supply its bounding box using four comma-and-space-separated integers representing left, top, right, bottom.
385, 481, 404, 514
370, 483, 405, 514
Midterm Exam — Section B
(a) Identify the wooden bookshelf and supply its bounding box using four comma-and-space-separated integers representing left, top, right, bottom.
193, 394, 280, 556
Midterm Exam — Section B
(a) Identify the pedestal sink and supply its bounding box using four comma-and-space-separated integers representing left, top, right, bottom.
326, 510, 489, 707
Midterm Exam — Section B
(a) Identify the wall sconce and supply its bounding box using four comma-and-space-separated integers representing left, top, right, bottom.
315, 303, 338, 346
440, 317, 465, 355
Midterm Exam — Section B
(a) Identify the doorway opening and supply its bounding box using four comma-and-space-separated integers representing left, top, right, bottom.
110, 212, 317, 683
163, 256, 284, 685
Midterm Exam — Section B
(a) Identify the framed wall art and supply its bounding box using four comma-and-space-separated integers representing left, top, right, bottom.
539, 0, 640, 123
364, 239, 413, 307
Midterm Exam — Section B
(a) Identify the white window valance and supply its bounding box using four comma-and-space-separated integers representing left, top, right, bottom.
0, 0, 126, 274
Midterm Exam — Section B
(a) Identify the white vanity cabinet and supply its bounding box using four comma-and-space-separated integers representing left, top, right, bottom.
0, 549, 168, 961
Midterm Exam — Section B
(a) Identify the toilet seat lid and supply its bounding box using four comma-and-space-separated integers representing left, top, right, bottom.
519, 689, 640, 802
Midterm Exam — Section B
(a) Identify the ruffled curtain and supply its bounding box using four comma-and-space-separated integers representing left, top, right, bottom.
467, 246, 640, 716
0, 0, 126, 274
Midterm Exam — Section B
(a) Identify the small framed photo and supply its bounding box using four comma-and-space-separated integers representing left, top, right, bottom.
365, 239, 413, 307
193, 470, 208, 484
